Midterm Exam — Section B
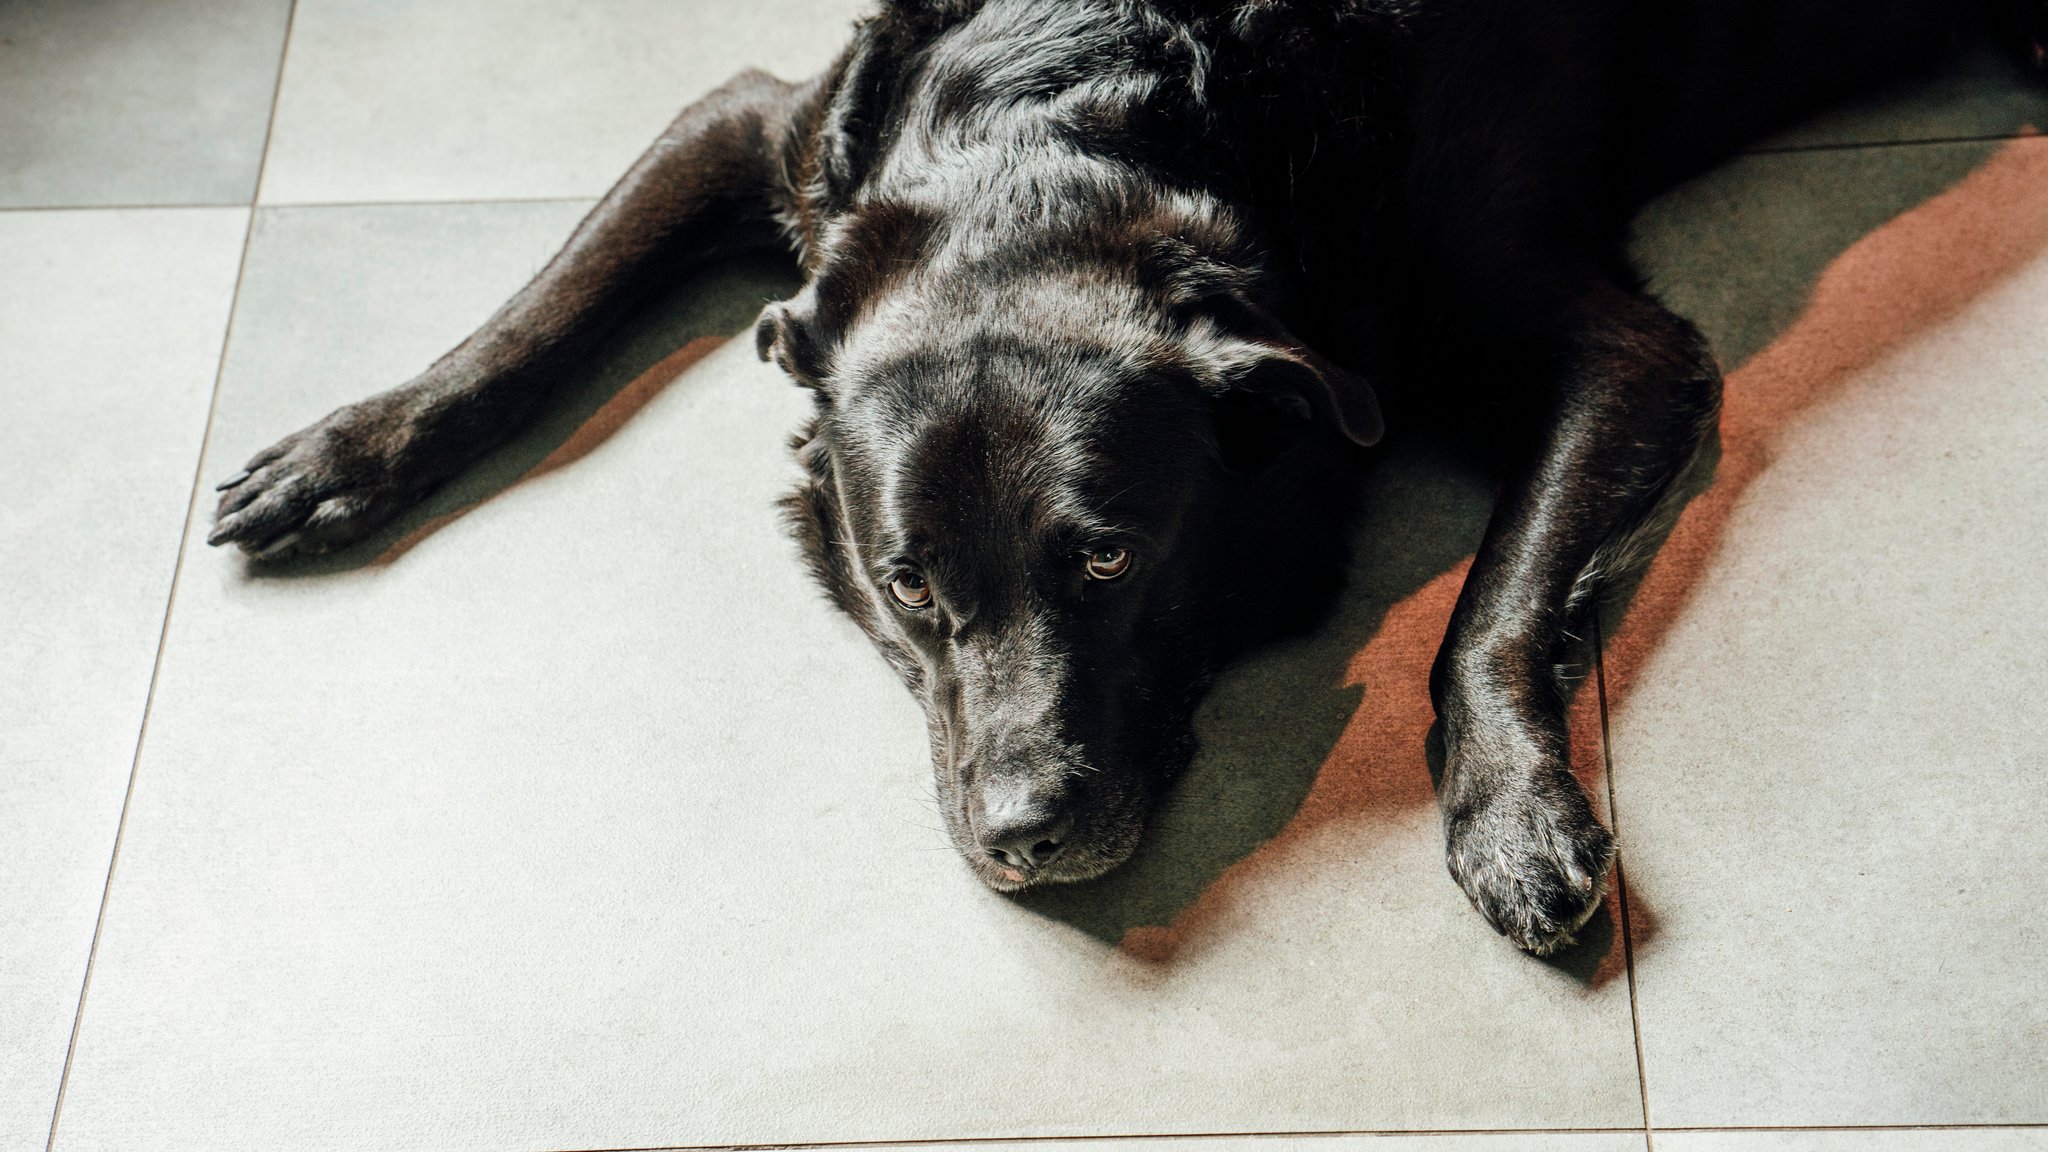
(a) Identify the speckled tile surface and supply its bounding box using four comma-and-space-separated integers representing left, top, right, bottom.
10, 4, 2048, 1150
1614, 138, 2048, 1127
0, 207, 248, 1152
0, 0, 290, 207
48, 201, 1639, 1151
258, 0, 868, 204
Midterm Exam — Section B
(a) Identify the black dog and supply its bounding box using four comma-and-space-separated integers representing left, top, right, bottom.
208, 0, 2048, 954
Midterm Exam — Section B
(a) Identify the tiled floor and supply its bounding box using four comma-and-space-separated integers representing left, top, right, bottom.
2, 5, 2044, 1152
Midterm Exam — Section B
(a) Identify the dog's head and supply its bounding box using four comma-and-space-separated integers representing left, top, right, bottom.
759, 204, 1379, 891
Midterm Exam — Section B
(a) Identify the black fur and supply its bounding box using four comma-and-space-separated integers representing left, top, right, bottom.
210, 0, 2046, 954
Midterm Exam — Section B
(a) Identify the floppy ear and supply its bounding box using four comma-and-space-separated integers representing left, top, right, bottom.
1209, 337, 1385, 448
754, 288, 833, 394
753, 200, 940, 397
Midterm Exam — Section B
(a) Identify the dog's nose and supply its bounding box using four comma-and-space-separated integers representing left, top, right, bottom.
974, 782, 1075, 872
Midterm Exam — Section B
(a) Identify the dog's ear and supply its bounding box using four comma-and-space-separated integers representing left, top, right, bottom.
1145, 233, 1384, 447
1206, 336, 1384, 448
755, 199, 941, 397
755, 289, 833, 394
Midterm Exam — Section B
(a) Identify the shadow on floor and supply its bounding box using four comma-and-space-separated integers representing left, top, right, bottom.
1592, 137, 2048, 968
240, 126, 2048, 986
244, 250, 803, 578
1026, 137, 2048, 978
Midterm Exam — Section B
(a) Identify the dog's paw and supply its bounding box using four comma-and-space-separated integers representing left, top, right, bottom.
1444, 769, 1614, 956
208, 401, 422, 560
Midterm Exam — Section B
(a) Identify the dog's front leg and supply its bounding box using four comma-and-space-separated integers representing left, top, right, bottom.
1433, 280, 1722, 954
208, 68, 816, 558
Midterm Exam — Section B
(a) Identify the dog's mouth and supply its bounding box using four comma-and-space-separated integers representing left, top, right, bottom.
945, 794, 1150, 893
965, 840, 1127, 892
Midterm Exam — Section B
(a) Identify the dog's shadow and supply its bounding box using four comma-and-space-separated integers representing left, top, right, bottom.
1021, 132, 2048, 975
1012, 432, 1501, 952
247, 250, 806, 578
245, 102, 2048, 982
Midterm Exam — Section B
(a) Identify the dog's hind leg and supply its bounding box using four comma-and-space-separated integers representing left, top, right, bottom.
1430, 279, 1722, 956
208, 68, 818, 559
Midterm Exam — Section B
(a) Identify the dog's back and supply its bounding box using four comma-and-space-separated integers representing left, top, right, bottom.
795, 0, 1999, 276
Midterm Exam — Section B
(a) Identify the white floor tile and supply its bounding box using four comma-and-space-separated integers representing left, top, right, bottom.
0, 0, 291, 207
0, 207, 248, 1151
259, 0, 868, 204
1612, 140, 2048, 1125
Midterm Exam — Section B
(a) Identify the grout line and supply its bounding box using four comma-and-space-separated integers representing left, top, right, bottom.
539, 1122, 2048, 1152
256, 193, 603, 210
0, 201, 252, 214
41, 3, 299, 1148
1, 131, 2036, 212
541, 1130, 1652, 1152
247, 1, 299, 209
0, 195, 599, 216
1657, 1125, 2048, 1133
3, 133, 2037, 214
1594, 617, 1654, 1152
1746, 128, 2044, 155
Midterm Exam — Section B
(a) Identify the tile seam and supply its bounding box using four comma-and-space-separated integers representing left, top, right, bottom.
41, 2, 299, 1147
540, 1129, 1655, 1152
0, 194, 600, 217
1657, 1124, 2048, 1133
1594, 617, 1654, 1150
255, 193, 603, 210
1746, 128, 2045, 155
4, 133, 2037, 214
536, 1123, 2048, 1152
0, 201, 253, 214
4, 135, 2040, 216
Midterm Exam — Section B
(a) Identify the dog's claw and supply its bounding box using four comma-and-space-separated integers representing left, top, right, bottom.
254, 530, 304, 560
205, 400, 424, 559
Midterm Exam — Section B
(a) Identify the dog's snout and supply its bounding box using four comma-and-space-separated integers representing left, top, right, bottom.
971, 778, 1075, 874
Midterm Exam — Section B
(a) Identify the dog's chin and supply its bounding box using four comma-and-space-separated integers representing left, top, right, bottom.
967, 853, 1124, 894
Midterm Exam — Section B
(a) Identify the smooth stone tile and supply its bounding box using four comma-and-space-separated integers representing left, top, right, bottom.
1756, 34, 2048, 153
1609, 139, 2048, 1126
1659, 1131, 2048, 1152
0, 208, 248, 1152
0, 0, 291, 207
53, 201, 1640, 1151
259, 0, 868, 205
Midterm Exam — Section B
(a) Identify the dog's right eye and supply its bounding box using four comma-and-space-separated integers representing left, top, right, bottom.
889, 573, 932, 611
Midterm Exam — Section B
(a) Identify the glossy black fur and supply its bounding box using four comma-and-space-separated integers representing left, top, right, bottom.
211, 0, 2048, 954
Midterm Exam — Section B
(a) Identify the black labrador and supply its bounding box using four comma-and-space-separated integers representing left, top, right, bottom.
208, 0, 2048, 955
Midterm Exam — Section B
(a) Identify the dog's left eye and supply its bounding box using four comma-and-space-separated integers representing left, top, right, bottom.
888, 572, 932, 610
1082, 546, 1132, 581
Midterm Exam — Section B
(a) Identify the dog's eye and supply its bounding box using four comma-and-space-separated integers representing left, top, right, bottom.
1082, 546, 1132, 581
889, 572, 932, 610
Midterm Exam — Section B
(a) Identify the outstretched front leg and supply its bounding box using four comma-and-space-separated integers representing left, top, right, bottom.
209, 68, 816, 558
1434, 279, 1722, 954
